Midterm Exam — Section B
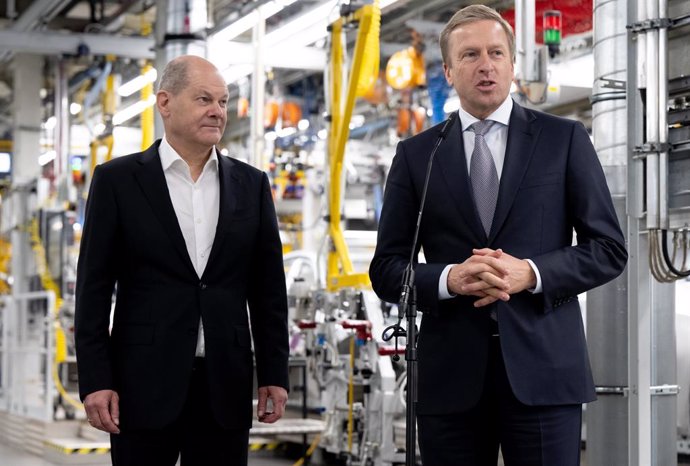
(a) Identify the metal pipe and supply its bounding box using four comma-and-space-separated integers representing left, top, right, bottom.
250, 8, 266, 169
651, 5, 678, 466
54, 58, 71, 202
161, 0, 207, 62
515, 0, 537, 82
630, 0, 654, 460
6, 0, 16, 19
156, 0, 208, 139
658, 0, 668, 230
630, 0, 647, 222
588, 0, 629, 462
10, 0, 70, 31
166, 0, 207, 36
645, 0, 659, 229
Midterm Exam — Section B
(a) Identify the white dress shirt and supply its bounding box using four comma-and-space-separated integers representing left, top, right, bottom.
159, 136, 220, 356
438, 96, 543, 299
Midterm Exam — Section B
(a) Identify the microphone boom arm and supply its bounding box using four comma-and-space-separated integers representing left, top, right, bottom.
381, 112, 457, 466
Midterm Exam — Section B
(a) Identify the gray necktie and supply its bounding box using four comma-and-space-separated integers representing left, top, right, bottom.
469, 120, 498, 236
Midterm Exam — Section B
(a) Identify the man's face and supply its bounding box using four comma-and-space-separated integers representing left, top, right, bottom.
443, 20, 514, 120
157, 63, 229, 151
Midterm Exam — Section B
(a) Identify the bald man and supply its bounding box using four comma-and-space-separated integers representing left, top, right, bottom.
75, 56, 289, 465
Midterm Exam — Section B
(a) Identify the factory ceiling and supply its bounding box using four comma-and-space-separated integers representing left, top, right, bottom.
0, 0, 594, 144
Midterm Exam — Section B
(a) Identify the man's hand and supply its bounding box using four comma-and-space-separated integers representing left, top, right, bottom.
472, 248, 537, 295
83, 389, 120, 434
257, 386, 288, 424
447, 249, 511, 307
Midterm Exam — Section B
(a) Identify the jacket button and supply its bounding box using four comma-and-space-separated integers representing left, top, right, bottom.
199, 282, 207, 290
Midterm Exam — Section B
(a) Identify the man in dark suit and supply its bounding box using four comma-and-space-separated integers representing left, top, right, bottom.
369, 5, 627, 466
75, 55, 289, 466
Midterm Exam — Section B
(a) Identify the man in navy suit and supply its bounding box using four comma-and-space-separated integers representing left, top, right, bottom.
369, 5, 627, 465
75, 56, 289, 465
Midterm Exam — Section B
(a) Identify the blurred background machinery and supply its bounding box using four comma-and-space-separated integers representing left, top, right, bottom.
0, 0, 688, 465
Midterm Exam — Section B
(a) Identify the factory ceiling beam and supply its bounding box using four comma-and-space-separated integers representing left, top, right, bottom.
10, 0, 72, 30
0, 30, 155, 59
0, 0, 74, 62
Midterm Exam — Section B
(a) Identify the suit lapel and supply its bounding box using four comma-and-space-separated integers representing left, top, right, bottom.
489, 103, 540, 242
436, 115, 488, 244
202, 152, 240, 277
133, 141, 196, 276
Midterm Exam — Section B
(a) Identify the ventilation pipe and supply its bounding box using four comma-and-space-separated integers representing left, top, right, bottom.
154, 0, 208, 138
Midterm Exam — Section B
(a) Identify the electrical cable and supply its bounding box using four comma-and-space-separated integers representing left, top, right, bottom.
291, 434, 322, 466
590, 91, 626, 105
661, 228, 690, 277
27, 218, 84, 412
681, 229, 688, 271
649, 229, 675, 282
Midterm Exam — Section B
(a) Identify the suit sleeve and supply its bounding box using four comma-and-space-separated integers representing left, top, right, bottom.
74, 165, 120, 400
369, 142, 448, 314
247, 173, 289, 389
531, 122, 627, 312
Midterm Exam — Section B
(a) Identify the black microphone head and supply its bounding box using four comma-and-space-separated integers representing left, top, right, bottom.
438, 111, 458, 139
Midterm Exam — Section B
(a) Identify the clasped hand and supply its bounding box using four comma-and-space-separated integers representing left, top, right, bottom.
447, 248, 537, 307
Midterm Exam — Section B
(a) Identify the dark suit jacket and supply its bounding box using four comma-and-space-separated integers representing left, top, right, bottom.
75, 140, 289, 430
370, 102, 627, 415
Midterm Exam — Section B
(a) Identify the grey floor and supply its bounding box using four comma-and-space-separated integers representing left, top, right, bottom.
3, 441, 689, 466
0, 442, 295, 466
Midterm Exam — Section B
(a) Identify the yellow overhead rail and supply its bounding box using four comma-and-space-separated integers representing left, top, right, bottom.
140, 61, 155, 150
140, 18, 155, 150
89, 55, 117, 175
326, 1, 380, 292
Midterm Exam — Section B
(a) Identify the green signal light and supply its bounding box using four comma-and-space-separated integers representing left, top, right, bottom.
544, 29, 561, 45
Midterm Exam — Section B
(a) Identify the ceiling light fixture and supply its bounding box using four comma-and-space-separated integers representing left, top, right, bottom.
38, 150, 56, 166
118, 68, 158, 97
113, 95, 156, 125
217, 0, 402, 84
212, 0, 299, 44
44, 116, 57, 130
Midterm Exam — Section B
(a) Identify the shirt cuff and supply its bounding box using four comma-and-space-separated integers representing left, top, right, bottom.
438, 264, 456, 300
525, 259, 543, 294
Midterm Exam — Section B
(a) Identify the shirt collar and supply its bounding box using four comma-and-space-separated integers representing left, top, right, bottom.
159, 135, 219, 172
458, 95, 513, 131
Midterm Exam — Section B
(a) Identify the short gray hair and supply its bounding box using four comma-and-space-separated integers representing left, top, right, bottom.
157, 59, 190, 95
439, 4, 515, 65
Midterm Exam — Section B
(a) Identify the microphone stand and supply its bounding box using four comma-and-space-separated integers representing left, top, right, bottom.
383, 112, 457, 466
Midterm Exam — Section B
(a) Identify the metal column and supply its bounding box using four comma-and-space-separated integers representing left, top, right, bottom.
588, 0, 629, 463
54, 58, 72, 203
627, 0, 678, 463
10, 53, 42, 296
154, 0, 208, 140
250, 10, 266, 169
11, 54, 42, 186
514, 0, 537, 82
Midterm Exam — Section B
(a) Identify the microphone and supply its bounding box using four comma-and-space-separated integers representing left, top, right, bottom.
438, 110, 458, 139
384, 110, 457, 466
400, 110, 458, 306
383, 111, 458, 342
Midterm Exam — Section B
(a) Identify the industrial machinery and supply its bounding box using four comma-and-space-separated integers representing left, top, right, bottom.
278, 2, 410, 465
285, 271, 407, 465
